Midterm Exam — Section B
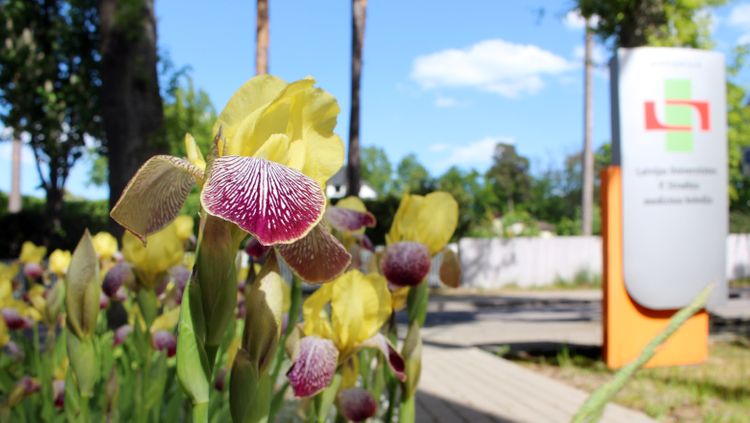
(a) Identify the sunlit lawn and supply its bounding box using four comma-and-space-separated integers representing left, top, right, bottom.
506, 337, 750, 422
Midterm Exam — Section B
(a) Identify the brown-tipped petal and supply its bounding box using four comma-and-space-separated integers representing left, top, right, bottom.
361, 333, 406, 382
111, 155, 201, 242
338, 388, 377, 422
439, 248, 461, 288
286, 336, 339, 397
244, 237, 270, 259
276, 224, 351, 284
201, 156, 325, 245
325, 206, 376, 233
381, 242, 431, 287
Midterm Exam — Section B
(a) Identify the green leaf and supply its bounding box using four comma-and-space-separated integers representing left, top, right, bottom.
176, 280, 211, 406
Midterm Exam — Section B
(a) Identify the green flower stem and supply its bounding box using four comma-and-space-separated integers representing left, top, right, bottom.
572, 284, 714, 423
192, 402, 208, 423
270, 275, 303, 383
80, 395, 91, 423
384, 376, 400, 423
398, 393, 416, 423
137, 288, 158, 327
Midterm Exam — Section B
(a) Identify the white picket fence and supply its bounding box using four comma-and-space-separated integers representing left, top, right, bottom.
456, 234, 750, 288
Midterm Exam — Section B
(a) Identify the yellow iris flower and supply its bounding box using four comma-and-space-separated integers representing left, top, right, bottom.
122, 218, 191, 289
48, 249, 72, 276
386, 192, 459, 256
92, 232, 119, 260
18, 241, 46, 264
302, 270, 391, 357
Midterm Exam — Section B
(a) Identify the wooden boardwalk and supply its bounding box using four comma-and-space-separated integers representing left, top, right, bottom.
415, 344, 655, 423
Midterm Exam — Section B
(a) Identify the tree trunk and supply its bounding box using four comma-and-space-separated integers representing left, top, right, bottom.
8, 137, 22, 213
99, 0, 167, 236
581, 21, 594, 236
255, 0, 269, 75
346, 0, 367, 197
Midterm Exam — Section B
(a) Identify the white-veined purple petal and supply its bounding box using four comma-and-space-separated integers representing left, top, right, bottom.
381, 242, 431, 287
338, 388, 377, 422
201, 156, 325, 245
276, 224, 351, 284
325, 206, 376, 233
286, 336, 339, 397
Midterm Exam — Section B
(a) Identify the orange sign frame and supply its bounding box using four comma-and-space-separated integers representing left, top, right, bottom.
601, 166, 708, 368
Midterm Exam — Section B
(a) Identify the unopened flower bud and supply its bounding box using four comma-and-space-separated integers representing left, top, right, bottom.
102, 262, 134, 297
338, 388, 377, 422
2, 308, 32, 330
53, 380, 65, 409
113, 325, 132, 346
152, 330, 177, 357
23, 263, 43, 280
99, 292, 109, 310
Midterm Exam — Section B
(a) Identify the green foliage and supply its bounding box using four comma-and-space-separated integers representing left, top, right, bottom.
726, 46, 750, 210
361, 146, 393, 196
163, 75, 217, 157
0, 193, 109, 257
578, 0, 725, 48
394, 153, 434, 194
486, 143, 532, 212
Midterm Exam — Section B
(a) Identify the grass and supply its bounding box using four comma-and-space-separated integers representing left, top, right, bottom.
502, 337, 750, 422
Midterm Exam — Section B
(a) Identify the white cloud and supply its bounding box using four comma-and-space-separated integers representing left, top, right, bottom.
562, 11, 599, 31
729, 3, 750, 44
434, 95, 459, 108
729, 4, 750, 27
411, 39, 574, 98
435, 136, 514, 170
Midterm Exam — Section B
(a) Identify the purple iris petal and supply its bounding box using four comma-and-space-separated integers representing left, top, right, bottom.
287, 336, 339, 397
338, 388, 378, 422
276, 224, 351, 284
201, 156, 325, 246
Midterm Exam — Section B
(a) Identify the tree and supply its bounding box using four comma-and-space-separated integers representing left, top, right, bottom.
486, 143, 531, 212
99, 0, 167, 235
578, 0, 724, 48
163, 76, 217, 156
360, 146, 392, 196
346, 0, 367, 197
726, 46, 750, 211
256, 0, 269, 74
395, 153, 433, 194
0, 0, 102, 242
437, 167, 487, 238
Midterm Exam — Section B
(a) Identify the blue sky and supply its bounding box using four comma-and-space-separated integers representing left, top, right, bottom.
2, 0, 750, 199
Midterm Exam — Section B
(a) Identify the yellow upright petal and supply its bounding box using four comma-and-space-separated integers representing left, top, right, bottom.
92, 232, 118, 260
0, 263, 18, 284
302, 283, 334, 340
150, 307, 181, 334
254, 133, 291, 165
49, 249, 72, 276
174, 215, 195, 242
19, 242, 46, 264
300, 131, 344, 189
122, 221, 185, 289
387, 192, 459, 255
391, 286, 410, 312
184, 133, 206, 172
215, 75, 287, 155
331, 271, 391, 355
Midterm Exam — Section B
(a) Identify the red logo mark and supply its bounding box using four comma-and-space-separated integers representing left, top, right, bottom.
644, 100, 710, 132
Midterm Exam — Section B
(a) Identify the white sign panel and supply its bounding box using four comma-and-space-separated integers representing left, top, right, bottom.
611, 47, 727, 310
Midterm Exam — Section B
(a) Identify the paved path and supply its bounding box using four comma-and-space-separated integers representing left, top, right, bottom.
410, 288, 750, 422
415, 345, 654, 423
